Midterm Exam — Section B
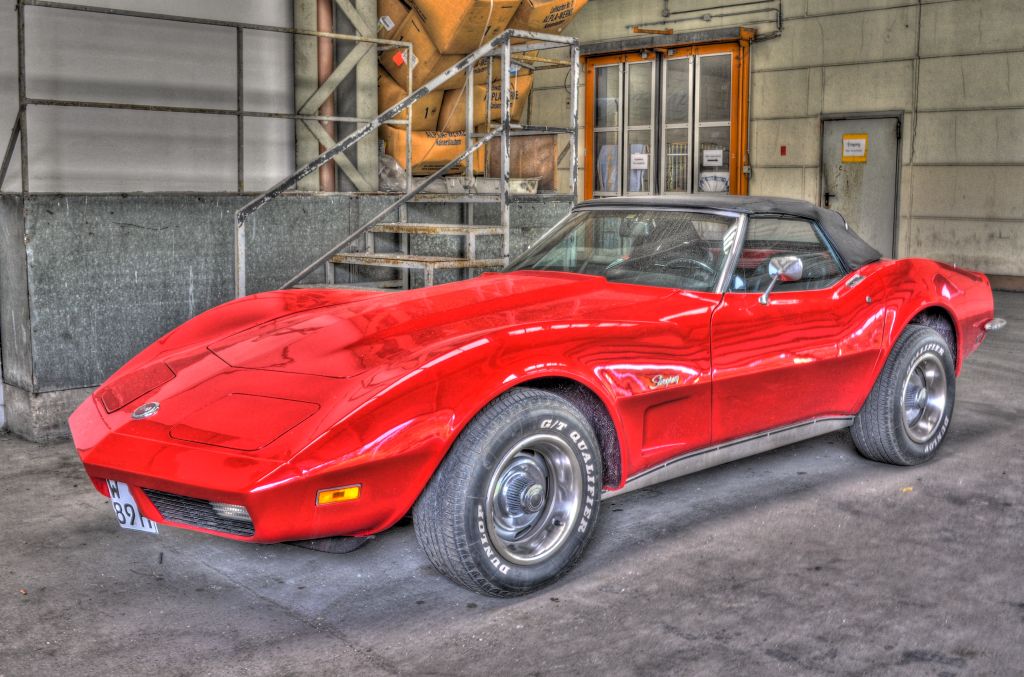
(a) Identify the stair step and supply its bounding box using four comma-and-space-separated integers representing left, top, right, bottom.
295, 280, 405, 291
371, 223, 504, 236
330, 252, 506, 270
406, 193, 502, 204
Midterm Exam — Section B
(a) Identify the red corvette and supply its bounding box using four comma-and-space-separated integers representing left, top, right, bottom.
70, 195, 1002, 596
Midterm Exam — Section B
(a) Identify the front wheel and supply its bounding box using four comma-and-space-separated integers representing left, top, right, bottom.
852, 325, 956, 465
413, 388, 602, 596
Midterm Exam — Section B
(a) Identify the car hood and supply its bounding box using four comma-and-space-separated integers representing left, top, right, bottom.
209, 272, 676, 379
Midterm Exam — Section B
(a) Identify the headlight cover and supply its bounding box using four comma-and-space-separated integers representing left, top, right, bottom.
96, 362, 175, 413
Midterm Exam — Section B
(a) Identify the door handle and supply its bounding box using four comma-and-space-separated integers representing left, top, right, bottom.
824, 191, 836, 208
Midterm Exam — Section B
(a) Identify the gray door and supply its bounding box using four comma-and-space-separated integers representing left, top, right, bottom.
821, 117, 900, 257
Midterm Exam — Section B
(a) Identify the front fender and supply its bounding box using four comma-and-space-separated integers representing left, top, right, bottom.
281, 319, 693, 534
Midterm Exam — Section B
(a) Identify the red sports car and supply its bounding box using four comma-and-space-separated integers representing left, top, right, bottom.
70, 195, 1003, 596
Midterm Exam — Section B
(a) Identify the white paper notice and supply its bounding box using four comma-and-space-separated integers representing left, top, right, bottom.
842, 134, 868, 163
630, 153, 649, 170
703, 149, 723, 167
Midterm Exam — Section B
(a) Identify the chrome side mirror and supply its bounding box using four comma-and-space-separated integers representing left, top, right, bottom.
759, 255, 803, 305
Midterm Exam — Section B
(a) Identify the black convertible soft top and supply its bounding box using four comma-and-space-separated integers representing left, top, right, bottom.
577, 195, 884, 271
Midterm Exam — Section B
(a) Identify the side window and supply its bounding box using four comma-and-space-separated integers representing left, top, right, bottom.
730, 217, 844, 293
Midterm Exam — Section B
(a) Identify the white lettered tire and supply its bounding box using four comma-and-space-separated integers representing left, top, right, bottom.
852, 325, 956, 465
413, 387, 602, 596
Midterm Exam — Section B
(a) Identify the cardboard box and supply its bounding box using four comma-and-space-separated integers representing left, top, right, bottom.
379, 11, 441, 89
377, 0, 410, 39
412, 0, 521, 55
381, 125, 485, 175
508, 0, 589, 33
437, 88, 488, 132
437, 71, 534, 132
378, 69, 443, 131
379, 25, 469, 91
487, 133, 558, 191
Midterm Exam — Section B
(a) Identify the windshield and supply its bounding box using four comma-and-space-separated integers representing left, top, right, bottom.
508, 208, 741, 291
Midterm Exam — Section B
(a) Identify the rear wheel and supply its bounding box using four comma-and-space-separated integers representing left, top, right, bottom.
852, 325, 956, 465
413, 388, 602, 596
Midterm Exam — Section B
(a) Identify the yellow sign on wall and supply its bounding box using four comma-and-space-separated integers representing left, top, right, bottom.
842, 133, 868, 163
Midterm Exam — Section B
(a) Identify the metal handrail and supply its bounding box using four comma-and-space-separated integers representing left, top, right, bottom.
234, 29, 581, 297
279, 129, 502, 291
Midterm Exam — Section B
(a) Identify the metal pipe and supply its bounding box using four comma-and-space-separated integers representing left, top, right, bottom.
637, 0, 773, 23
317, 0, 335, 192
631, 0, 782, 31
21, 97, 374, 124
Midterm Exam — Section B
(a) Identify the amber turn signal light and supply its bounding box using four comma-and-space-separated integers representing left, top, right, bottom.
316, 485, 361, 505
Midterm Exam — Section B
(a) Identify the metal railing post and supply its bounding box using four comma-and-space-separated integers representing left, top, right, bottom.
402, 42, 413, 289
465, 52, 475, 182
236, 26, 244, 193
500, 37, 512, 263
569, 43, 580, 204
234, 214, 247, 297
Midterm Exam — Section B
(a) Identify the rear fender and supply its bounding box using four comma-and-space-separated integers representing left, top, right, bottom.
878, 259, 993, 378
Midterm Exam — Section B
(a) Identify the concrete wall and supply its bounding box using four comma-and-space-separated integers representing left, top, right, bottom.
530, 0, 1024, 276
0, 192, 572, 440
0, 0, 295, 193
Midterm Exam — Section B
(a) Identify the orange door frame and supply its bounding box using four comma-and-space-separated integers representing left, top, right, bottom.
582, 30, 752, 200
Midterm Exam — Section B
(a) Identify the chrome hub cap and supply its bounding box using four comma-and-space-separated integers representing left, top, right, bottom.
485, 433, 584, 566
901, 353, 947, 444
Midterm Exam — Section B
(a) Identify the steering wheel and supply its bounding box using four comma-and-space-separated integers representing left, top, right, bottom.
664, 256, 717, 278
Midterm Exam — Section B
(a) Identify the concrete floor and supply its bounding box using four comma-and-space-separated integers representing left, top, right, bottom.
2, 293, 1021, 676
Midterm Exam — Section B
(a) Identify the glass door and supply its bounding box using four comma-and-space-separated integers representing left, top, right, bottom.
661, 54, 692, 193
586, 43, 745, 199
592, 63, 622, 197
695, 53, 733, 194
624, 59, 655, 195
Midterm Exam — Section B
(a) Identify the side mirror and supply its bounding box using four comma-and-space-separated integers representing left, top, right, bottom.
759, 255, 803, 305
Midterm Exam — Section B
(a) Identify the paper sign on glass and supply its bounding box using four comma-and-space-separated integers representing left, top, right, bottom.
630, 153, 649, 170
702, 149, 723, 167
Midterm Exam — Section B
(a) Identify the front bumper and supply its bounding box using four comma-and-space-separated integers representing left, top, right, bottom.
70, 394, 407, 543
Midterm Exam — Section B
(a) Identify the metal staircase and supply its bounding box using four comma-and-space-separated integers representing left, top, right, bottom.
233, 29, 581, 298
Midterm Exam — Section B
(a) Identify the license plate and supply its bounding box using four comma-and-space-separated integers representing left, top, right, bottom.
106, 480, 159, 534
